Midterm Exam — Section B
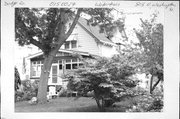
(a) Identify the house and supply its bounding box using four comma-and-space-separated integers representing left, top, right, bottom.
24, 17, 118, 96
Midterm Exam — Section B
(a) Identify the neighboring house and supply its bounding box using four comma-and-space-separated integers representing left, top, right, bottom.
24, 17, 118, 96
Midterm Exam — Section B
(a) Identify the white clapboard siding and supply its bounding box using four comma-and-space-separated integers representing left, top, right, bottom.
75, 24, 100, 55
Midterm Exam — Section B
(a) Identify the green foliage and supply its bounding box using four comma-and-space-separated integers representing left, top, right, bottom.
15, 91, 24, 102
21, 80, 39, 101
15, 67, 21, 91
15, 8, 72, 54
126, 88, 163, 112
66, 55, 139, 111
84, 8, 125, 38
15, 80, 39, 102
134, 14, 163, 75
134, 13, 163, 93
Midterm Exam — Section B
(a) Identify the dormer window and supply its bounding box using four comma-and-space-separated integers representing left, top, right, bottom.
71, 40, 77, 48
64, 40, 77, 49
65, 41, 70, 49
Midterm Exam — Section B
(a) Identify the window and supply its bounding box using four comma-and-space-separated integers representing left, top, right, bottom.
59, 60, 63, 70
71, 41, 77, 48
64, 40, 77, 49
52, 77, 57, 83
72, 64, 78, 69
72, 58, 78, 69
65, 59, 71, 69
31, 61, 43, 77
59, 64, 62, 70
65, 41, 70, 49
66, 64, 71, 69
64, 58, 84, 70
32, 67, 36, 76
32, 62, 36, 67
36, 65, 42, 76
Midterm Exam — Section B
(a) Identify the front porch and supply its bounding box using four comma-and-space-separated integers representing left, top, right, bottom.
25, 49, 94, 97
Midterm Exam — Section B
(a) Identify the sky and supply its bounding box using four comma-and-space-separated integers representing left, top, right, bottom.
111, 7, 164, 44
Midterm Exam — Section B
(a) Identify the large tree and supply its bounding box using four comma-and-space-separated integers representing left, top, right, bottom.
134, 14, 163, 94
15, 8, 82, 104
15, 8, 126, 104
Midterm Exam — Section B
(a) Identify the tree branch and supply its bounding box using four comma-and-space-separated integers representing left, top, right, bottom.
29, 37, 43, 50
51, 8, 82, 54
64, 8, 82, 40
140, 18, 147, 27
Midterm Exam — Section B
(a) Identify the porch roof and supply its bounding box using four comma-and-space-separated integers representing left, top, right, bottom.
25, 49, 97, 60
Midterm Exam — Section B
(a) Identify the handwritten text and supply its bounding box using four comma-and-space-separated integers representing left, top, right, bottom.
135, 2, 176, 11
4, 1, 25, 7
95, 2, 120, 7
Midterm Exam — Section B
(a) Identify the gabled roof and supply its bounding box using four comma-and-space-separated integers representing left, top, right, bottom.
78, 17, 116, 46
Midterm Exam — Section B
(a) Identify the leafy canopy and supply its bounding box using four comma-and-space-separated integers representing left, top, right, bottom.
134, 13, 163, 78
67, 54, 139, 102
15, 8, 76, 54
15, 8, 126, 55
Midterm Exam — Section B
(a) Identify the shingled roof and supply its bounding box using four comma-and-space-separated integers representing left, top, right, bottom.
77, 17, 116, 46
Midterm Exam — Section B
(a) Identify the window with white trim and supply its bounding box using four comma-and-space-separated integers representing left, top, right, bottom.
65, 58, 83, 70
59, 60, 63, 70
65, 59, 71, 69
64, 40, 77, 49
31, 61, 43, 77
71, 41, 77, 48
65, 41, 70, 49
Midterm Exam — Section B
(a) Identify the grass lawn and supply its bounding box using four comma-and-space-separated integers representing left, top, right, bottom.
15, 97, 128, 112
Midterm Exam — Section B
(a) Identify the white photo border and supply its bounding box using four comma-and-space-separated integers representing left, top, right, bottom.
1, 0, 179, 119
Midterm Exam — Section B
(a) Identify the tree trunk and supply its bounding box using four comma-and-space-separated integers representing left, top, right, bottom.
101, 98, 105, 111
95, 98, 101, 110
150, 75, 154, 94
94, 90, 105, 112
37, 54, 54, 104
151, 78, 161, 92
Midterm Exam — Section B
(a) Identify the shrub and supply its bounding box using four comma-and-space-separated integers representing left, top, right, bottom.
126, 88, 163, 112
147, 98, 163, 111
17, 80, 39, 101
15, 91, 24, 102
